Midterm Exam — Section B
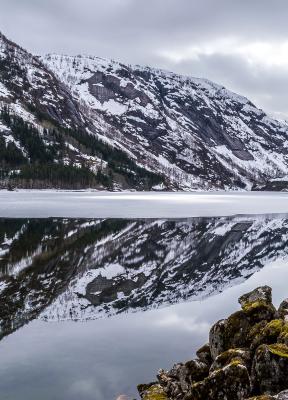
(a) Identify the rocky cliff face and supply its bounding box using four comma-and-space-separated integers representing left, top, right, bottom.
140, 286, 288, 400
0, 32, 85, 129
1, 214, 288, 340
41, 54, 288, 190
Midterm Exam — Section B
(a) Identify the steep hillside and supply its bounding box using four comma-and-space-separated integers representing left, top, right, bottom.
1, 30, 288, 190
0, 32, 164, 190
42, 54, 288, 190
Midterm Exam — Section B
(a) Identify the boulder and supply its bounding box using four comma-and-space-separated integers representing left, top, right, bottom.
250, 320, 284, 351
138, 383, 168, 400
196, 343, 212, 366
278, 323, 288, 346
251, 343, 288, 395
210, 307, 275, 359
138, 287, 288, 400
210, 348, 251, 373
184, 361, 251, 400
278, 299, 288, 321
158, 359, 209, 399
239, 286, 272, 309
209, 318, 228, 359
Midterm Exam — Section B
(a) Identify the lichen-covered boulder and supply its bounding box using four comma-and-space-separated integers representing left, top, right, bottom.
138, 287, 288, 400
239, 286, 272, 309
278, 323, 288, 346
210, 290, 276, 359
209, 318, 228, 359
250, 320, 285, 351
138, 383, 168, 400
210, 348, 251, 373
278, 299, 288, 321
158, 359, 209, 399
241, 300, 276, 323
196, 343, 212, 366
251, 343, 288, 395
184, 361, 251, 400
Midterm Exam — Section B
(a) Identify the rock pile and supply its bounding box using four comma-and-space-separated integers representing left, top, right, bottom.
138, 286, 288, 400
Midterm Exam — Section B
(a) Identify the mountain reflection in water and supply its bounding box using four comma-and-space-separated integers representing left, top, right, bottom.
1, 214, 288, 341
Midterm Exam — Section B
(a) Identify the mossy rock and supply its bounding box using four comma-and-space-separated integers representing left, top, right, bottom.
268, 343, 288, 358
278, 323, 288, 346
184, 361, 251, 400
278, 299, 288, 320
251, 343, 288, 395
238, 286, 272, 309
210, 348, 251, 372
196, 343, 212, 366
239, 286, 272, 309
250, 320, 284, 351
158, 359, 209, 398
210, 301, 276, 360
248, 321, 267, 343
138, 384, 168, 400
242, 300, 276, 323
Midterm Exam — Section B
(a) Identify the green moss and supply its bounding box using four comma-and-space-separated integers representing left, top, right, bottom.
249, 319, 284, 351
268, 343, 288, 358
229, 359, 242, 367
248, 321, 266, 341
242, 300, 268, 313
214, 349, 247, 367
142, 384, 168, 400
280, 322, 288, 339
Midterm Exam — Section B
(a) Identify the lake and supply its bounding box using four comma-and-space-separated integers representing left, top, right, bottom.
0, 192, 288, 399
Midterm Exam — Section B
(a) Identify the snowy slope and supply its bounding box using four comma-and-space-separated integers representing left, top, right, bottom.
0, 32, 164, 190
0, 33, 85, 129
41, 54, 288, 190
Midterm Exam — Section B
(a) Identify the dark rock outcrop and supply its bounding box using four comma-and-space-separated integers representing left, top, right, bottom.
278, 299, 288, 320
251, 343, 288, 395
138, 286, 288, 400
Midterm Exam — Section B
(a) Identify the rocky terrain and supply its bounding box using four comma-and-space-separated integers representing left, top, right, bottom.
138, 286, 288, 400
1, 30, 288, 190
41, 54, 288, 191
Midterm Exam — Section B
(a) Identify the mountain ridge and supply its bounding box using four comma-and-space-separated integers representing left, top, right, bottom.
39, 53, 288, 190
1, 31, 288, 190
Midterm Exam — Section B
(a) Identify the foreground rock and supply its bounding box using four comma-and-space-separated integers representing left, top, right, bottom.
138, 286, 288, 400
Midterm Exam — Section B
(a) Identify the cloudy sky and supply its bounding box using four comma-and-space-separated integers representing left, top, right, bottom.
1, 0, 288, 118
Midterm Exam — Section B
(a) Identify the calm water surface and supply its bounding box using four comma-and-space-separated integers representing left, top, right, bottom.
0, 214, 288, 399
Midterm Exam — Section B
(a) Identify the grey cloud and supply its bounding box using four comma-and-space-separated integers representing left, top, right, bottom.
0, 0, 288, 116
163, 53, 288, 117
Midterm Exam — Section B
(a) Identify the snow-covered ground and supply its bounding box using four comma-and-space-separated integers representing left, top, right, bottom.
1, 190, 288, 218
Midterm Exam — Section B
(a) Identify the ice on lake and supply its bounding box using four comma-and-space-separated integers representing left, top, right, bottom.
1, 190, 288, 218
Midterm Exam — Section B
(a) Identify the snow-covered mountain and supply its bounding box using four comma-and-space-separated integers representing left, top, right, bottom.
1, 214, 288, 339
2, 30, 288, 190
41, 54, 288, 190
0, 32, 163, 190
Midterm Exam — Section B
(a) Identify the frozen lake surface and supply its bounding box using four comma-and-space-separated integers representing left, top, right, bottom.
1, 190, 288, 218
